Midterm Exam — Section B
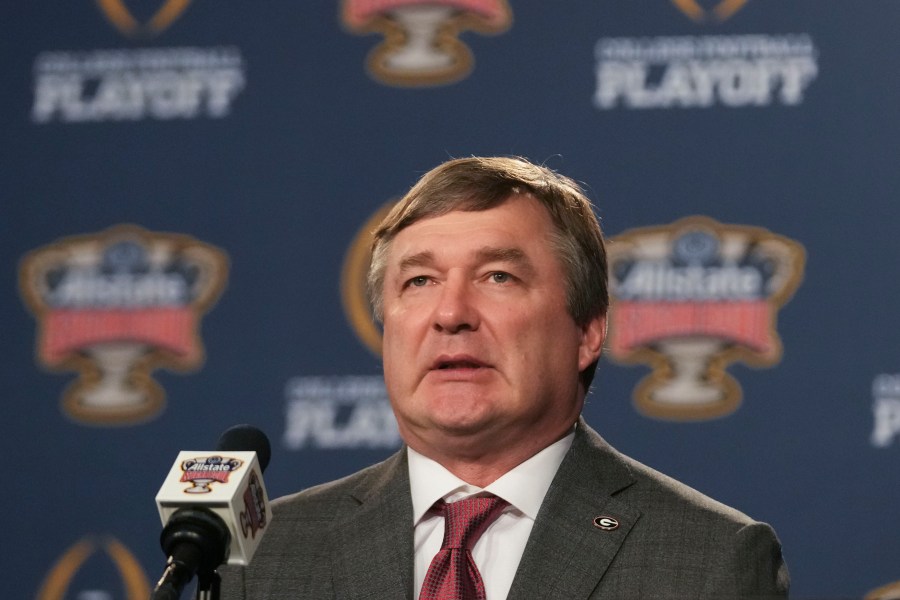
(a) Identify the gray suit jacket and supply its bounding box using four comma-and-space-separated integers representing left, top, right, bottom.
219, 419, 789, 599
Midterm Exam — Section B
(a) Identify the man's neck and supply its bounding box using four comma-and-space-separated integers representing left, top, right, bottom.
404, 422, 578, 488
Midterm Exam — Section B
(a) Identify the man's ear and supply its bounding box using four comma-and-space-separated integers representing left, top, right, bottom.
578, 312, 607, 372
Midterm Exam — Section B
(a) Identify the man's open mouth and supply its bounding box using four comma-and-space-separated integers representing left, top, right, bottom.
437, 360, 482, 369
432, 356, 488, 370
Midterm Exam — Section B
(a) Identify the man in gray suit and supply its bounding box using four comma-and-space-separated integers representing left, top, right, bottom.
221, 156, 789, 599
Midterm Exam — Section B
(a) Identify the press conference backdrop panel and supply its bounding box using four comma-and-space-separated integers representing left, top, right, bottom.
2, 2, 899, 599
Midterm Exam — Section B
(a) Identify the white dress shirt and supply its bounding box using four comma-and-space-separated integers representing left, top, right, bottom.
408, 432, 574, 600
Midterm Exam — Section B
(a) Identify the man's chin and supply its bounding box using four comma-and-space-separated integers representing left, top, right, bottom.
403, 409, 495, 439
434, 419, 491, 437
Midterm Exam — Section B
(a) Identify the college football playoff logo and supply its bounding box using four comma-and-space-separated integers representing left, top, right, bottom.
607, 216, 804, 420
866, 581, 900, 600
95, 0, 193, 37
36, 537, 149, 600
342, 0, 512, 87
671, 0, 749, 22
341, 202, 395, 355
19, 225, 228, 425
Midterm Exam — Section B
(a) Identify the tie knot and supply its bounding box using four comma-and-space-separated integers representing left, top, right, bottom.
437, 495, 509, 550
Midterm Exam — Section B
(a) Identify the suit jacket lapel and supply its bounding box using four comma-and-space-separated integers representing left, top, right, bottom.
507, 419, 640, 600
331, 450, 416, 600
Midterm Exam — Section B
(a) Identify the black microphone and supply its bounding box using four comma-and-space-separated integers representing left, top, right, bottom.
151, 425, 273, 600
216, 424, 271, 472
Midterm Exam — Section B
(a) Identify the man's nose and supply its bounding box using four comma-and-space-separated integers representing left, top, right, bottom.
432, 277, 479, 334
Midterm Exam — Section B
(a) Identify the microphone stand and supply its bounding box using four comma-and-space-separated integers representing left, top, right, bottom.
194, 568, 221, 600
151, 507, 230, 600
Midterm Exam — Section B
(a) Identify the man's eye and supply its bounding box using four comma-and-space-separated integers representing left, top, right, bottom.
408, 276, 429, 287
490, 272, 511, 284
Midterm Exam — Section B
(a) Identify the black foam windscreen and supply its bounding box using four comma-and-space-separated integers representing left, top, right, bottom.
216, 424, 271, 473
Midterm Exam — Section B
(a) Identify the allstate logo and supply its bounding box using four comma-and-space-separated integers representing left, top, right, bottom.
180, 455, 244, 493
96, 0, 194, 37
342, 0, 512, 87
19, 225, 228, 425
607, 216, 805, 420
671, 0, 749, 22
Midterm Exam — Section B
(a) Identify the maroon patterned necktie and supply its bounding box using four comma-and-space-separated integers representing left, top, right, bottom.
419, 495, 510, 600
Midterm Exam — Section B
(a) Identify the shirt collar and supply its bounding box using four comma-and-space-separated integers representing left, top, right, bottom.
408, 429, 575, 524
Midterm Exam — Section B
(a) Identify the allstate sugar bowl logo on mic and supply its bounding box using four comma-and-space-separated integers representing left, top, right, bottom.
241, 470, 268, 538
180, 455, 244, 493
607, 216, 805, 421
19, 225, 228, 426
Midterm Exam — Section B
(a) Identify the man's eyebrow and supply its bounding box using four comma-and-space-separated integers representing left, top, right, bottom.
397, 251, 435, 272
475, 246, 535, 274
396, 246, 535, 274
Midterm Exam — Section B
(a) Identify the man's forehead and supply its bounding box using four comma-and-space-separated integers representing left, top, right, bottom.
385, 198, 558, 265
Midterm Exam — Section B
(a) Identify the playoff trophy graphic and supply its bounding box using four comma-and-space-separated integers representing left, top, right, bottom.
19, 225, 228, 425
866, 580, 900, 600
670, 0, 749, 22
95, 0, 195, 37
342, 0, 512, 86
606, 216, 805, 420
35, 537, 150, 600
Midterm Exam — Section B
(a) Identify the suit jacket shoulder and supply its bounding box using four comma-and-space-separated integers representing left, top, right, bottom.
219, 449, 416, 600
508, 419, 790, 599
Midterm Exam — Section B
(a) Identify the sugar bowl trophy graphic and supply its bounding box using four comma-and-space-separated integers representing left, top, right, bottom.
19, 225, 228, 425
607, 217, 804, 420
342, 0, 511, 86
180, 455, 244, 494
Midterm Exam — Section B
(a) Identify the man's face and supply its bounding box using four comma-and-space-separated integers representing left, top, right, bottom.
380, 194, 605, 462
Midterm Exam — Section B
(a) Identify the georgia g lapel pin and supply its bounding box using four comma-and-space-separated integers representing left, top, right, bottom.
593, 516, 620, 531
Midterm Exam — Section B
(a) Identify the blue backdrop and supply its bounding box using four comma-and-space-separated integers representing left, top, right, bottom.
3, 2, 899, 599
